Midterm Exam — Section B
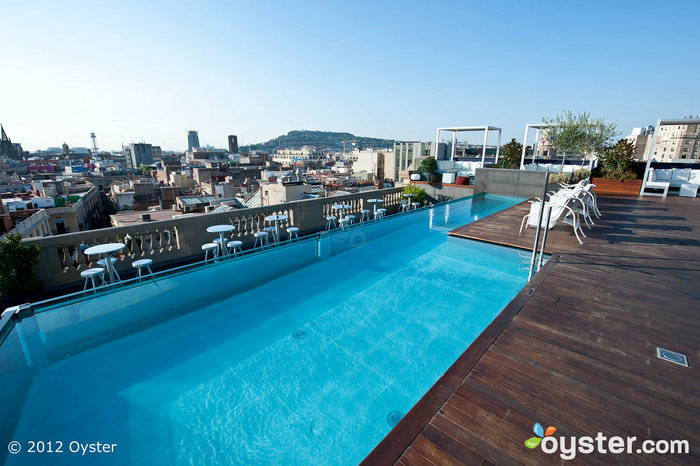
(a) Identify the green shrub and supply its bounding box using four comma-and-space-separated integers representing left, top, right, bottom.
599, 139, 638, 181
494, 138, 522, 169
0, 234, 41, 297
417, 157, 438, 174
403, 184, 427, 206
573, 169, 591, 182
548, 173, 572, 185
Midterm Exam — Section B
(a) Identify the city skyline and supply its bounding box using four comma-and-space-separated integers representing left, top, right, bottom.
2, 0, 699, 151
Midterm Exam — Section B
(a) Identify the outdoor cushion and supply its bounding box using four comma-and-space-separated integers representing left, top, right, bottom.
655, 169, 673, 181
437, 161, 455, 171
689, 170, 700, 184
648, 168, 656, 181
672, 168, 691, 181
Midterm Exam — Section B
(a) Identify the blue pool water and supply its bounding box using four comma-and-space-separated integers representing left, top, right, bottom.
3, 195, 530, 465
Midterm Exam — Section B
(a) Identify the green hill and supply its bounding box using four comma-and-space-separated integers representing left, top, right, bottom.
243, 130, 395, 152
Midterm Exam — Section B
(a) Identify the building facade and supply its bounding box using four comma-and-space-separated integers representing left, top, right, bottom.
124, 143, 154, 169
228, 135, 239, 154
272, 146, 323, 164
651, 119, 700, 161
187, 130, 200, 151
624, 126, 654, 160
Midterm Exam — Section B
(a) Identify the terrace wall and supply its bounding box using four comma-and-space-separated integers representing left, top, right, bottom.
473, 168, 548, 198
23, 188, 404, 292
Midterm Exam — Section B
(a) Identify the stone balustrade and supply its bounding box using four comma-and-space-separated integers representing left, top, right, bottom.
23, 187, 403, 292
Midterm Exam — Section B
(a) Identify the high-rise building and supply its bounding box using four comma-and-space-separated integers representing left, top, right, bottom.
124, 143, 154, 169
228, 135, 239, 154
187, 130, 200, 151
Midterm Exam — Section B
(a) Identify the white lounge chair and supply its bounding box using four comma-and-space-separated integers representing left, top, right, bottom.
519, 197, 585, 244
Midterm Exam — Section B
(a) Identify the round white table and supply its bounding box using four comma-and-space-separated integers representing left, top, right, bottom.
84, 243, 125, 284
207, 225, 236, 257
403, 193, 417, 210
331, 204, 351, 220
264, 214, 288, 242
366, 198, 384, 216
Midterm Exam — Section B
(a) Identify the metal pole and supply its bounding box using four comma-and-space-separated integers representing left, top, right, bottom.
481, 128, 488, 165
528, 171, 549, 281
520, 125, 529, 169
640, 119, 661, 196
435, 128, 441, 160
495, 129, 502, 164
537, 205, 552, 272
451, 131, 456, 161
533, 129, 540, 164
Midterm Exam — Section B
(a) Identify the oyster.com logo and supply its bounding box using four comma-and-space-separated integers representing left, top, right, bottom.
525, 423, 556, 449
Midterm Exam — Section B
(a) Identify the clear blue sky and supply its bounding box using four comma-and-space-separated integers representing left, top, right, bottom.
2, 0, 699, 151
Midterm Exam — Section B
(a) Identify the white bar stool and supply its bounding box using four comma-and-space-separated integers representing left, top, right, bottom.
226, 240, 243, 256
287, 227, 299, 242
97, 257, 121, 282
264, 226, 278, 244
254, 231, 269, 249
360, 210, 370, 222
346, 215, 355, 225
375, 208, 386, 220
338, 218, 350, 229
202, 243, 218, 262
81, 267, 105, 291
325, 215, 337, 230
132, 259, 154, 280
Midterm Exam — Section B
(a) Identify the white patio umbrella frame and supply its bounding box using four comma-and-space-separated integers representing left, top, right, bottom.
434, 126, 502, 164
519, 123, 555, 169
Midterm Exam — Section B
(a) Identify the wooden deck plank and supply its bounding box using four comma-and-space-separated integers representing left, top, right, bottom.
362, 195, 700, 465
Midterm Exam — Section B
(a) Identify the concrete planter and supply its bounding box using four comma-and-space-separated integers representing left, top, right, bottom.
591, 177, 642, 196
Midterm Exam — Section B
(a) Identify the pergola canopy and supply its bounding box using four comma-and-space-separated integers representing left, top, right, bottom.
435, 125, 502, 164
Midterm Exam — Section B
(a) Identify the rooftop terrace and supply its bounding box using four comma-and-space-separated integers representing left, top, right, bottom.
364, 195, 700, 464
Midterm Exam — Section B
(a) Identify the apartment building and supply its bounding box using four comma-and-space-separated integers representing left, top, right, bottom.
651, 119, 700, 161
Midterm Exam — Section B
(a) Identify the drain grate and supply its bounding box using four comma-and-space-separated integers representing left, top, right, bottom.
293, 329, 307, 340
387, 411, 404, 427
656, 347, 689, 367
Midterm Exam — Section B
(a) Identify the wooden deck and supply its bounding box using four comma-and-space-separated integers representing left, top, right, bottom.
363, 195, 700, 465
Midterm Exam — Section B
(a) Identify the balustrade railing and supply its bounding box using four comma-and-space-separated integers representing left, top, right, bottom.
24, 187, 403, 292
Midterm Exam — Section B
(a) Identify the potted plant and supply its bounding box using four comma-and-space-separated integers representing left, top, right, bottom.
0, 233, 42, 307
402, 184, 427, 207
418, 157, 440, 183
592, 139, 642, 195
542, 110, 618, 172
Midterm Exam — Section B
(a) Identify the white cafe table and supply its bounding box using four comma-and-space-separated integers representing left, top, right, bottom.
264, 214, 288, 242
331, 204, 351, 221
84, 243, 125, 284
366, 198, 384, 216
207, 224, 236, 257
403, 193, 417, 210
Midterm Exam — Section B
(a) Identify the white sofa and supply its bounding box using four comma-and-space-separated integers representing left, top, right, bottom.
437, 160, 484, 178
523, 163, 576, 173
646, 168, 700, 197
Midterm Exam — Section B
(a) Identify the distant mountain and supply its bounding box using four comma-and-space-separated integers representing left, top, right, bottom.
242, 130, 395, 152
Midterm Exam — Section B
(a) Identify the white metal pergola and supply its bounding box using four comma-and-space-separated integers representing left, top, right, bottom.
519, 123, 554, 169
434, 126, 502, 164
640, 118, 700, 195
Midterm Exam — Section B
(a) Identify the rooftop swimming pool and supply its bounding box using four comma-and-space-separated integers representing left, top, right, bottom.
1, 194, 531, 465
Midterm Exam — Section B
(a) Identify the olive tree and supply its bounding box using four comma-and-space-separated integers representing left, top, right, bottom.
542, 111, 619, 172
